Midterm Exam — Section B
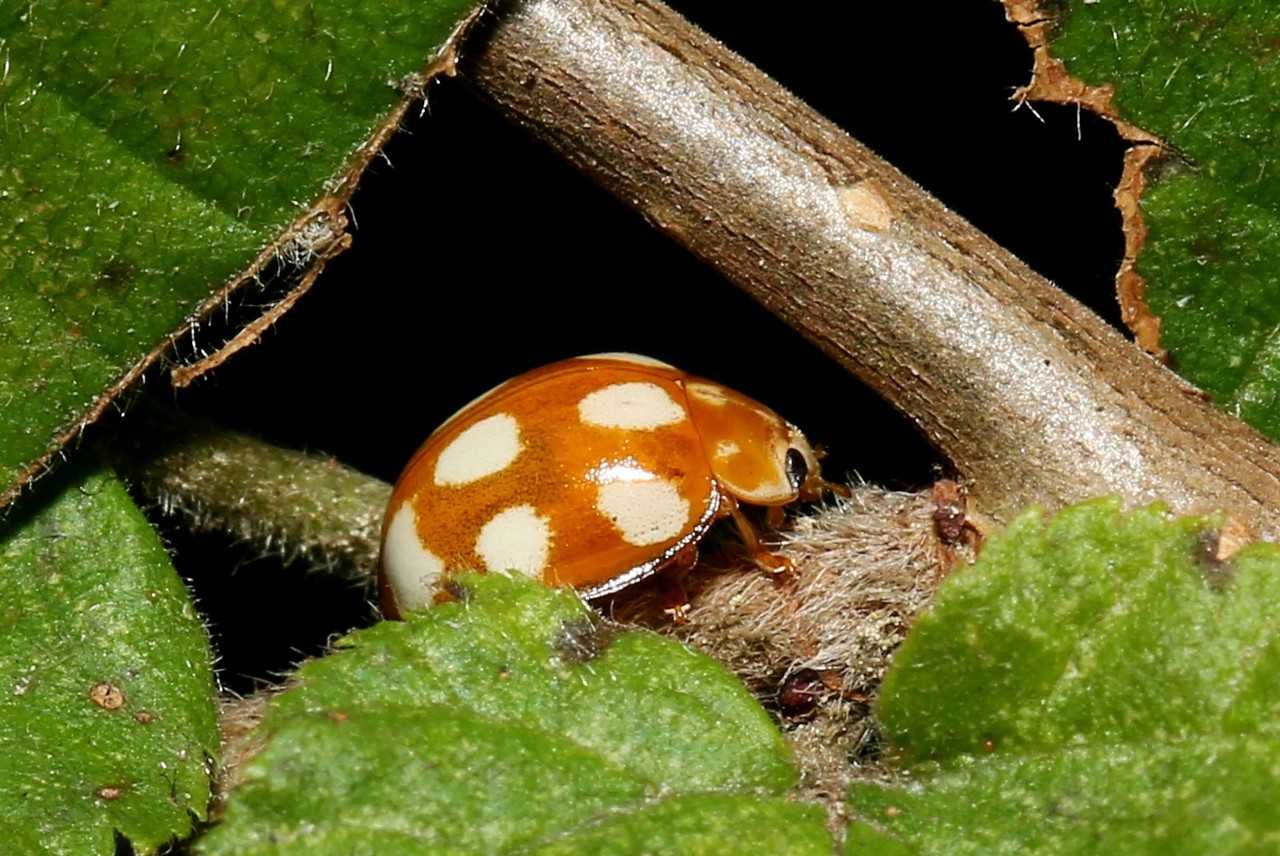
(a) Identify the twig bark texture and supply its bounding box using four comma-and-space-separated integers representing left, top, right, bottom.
463, 0, 1280, 538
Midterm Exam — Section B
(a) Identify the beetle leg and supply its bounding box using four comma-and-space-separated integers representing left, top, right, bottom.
659, 544, 699, 623
726, 500, 793, 574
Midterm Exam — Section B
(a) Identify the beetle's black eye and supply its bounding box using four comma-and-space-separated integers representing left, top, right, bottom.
785, 448, 809, 491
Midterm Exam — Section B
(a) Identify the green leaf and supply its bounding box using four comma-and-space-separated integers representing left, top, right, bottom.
847, 499, 1280, 853
517, 794, 831, 856
0, 463, 219, 855
0, 0, 480, 506
200, 573, 831, 855
1045, 4, 1280, 436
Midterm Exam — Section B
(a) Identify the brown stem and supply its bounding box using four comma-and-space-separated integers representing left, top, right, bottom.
461, 0, 1280, 538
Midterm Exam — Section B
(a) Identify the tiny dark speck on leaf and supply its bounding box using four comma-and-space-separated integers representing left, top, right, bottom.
554, 617, 617, 664
1188, 236, 1223, 265
97, 259, 137, 293
443, 579, 472, 603
165, 146, 184, 164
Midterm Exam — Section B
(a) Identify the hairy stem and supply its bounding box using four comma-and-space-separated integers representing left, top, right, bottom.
461, 0, 1280, 538
103, 399, 389, 580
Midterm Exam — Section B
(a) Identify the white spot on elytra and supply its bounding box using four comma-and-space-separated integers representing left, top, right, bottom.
433, 413, 522, 487
475, 505, 552, 578
578, 382, 685, 430
597, 480, 690, 546
382, 502, 445, 611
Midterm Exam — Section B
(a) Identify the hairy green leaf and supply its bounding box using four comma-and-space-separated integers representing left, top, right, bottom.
1046, 3, 1280, 435
0, 463, 219, 855
201, 573, 831, 855
0, 0, 479, 506
848, 500, 1280, 853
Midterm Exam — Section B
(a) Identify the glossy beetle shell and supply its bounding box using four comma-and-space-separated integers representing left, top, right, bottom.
379, 353, 830, 616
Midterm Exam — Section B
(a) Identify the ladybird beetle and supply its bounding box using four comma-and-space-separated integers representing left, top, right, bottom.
379, 353, 842, 618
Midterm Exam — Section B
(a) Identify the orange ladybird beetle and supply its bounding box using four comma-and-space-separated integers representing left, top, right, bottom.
378, 353, 843, 619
